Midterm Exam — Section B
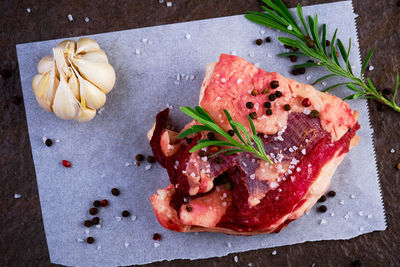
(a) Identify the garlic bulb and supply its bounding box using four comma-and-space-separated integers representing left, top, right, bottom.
31, 38, 116, 121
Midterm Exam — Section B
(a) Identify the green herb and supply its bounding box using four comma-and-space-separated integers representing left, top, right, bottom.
178, 106, 273, 164
245, 0, 399, 112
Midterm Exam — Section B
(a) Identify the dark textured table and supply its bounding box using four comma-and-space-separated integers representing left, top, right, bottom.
1, 0, 399, 266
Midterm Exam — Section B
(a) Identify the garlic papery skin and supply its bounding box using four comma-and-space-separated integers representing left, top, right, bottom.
31, 38, 116, 122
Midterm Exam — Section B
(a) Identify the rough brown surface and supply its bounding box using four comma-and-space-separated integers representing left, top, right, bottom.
0, 0, 399, 266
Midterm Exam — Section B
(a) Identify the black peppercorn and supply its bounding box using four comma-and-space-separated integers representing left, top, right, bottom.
186, 137, 193, 144
84, 220, 93, 227
291, 69, 299, 75
11, 96, 22, 105
89, 208, 98, 215
270, 80, 279, 89
147, 155, 156, 163
265, 109, 272, 116
284, 44, 291, 49
261, 89, 269, 95
251, 89, 258, 96
306, 39, 315, 48
255, 39, 263, 45
297, 68, 306, 74
264, 102, 271, 108
86, 237, 95, 244
268, 94, 276, 101
309, 110, 320, 118
289, 55, 297, 62
265, 37, 271, 43
249, 112, 257, 119
186, 205, 192, 212
382, 88, 391, 95
45, 139, 52, 147
0, 69, 12, 79
214, 157, 223, 164
207, 132, 215, 140
275, 91, 282, 98
318, 205, 327, 213
122, 210, 130, 217
351, 259, 362, 267
325, 40, 331, 47
199, 150, 206, 157
93, 200, 101, 207
227, 130, 235, 136
153, 233, 162, 241
283, 104, 291, 111
246, 102, 254, 109
111, 188, 120, 196
318, 195, 327, 202
135, 154, 145, 161
92, 217, 100, 225
327, 190, 336, 197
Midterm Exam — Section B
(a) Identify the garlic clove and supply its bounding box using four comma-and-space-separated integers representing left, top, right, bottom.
32, 61, 59, 113
68, 69, 80, 101
72, 57, 116, 94
75, 49, 109, 64
76, 38, 100, 54
52, 75, 81, 120
53, 47, 72, 79
78, 77, 106, 110
38, 56, 54, 74
56, 40, 76, 57
77, 96, 97, 122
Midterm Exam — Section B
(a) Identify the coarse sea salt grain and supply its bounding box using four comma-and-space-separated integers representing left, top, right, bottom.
390, 148, 396, 153
145, 164, 152, 170
154, 242, 160, 248
271, 250, 277, 255
166, 2, 172, 7
358, 211, 364, 216
287, 25, 293, 30
234, 255, 239, 262
131, 215, 137, 221
26, 8, 31, 13
97, 245, 102, 250
306, 75, 311, 81
85, 230, 90, 235
248, 263, 253, 267
84, 17, 90, 23
320, 219, 327, 225
14, 193, 21, 199
322, 81, 327, 86
100, 173, 106, 178
135, 48, 140, 55
359, 226, 364, 231
350, 194, 356, 199
330, 212, 335, 217
367, 214, 373, 219
116, 216, 122, 222
142, 38, 148, 43
67, 14, 73, 21
185, 33, 191, 39
368, 65, 374, 71
124, 242, 130, 248
125, 162, 130, 167
227, 242, 232, 248
77, 238, 84, 242
55, 139, 60, 143
260, 30, 265, 35
340, 200, 345, 205
237, 78, 243, 84
249, 51, 255, 58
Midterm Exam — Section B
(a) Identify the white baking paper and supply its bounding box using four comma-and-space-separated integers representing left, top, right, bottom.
16, 1, 386, 266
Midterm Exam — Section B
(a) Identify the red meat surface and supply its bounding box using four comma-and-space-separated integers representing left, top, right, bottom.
149, 54, 360, 235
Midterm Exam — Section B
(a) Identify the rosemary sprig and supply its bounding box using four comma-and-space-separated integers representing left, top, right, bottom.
246, 0, 400, 112
178, 106, 273, 164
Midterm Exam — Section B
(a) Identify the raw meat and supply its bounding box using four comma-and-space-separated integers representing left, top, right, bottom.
149, 54, 360, 235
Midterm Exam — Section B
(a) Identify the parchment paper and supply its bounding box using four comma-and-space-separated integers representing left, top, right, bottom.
16, 1, 386, 266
